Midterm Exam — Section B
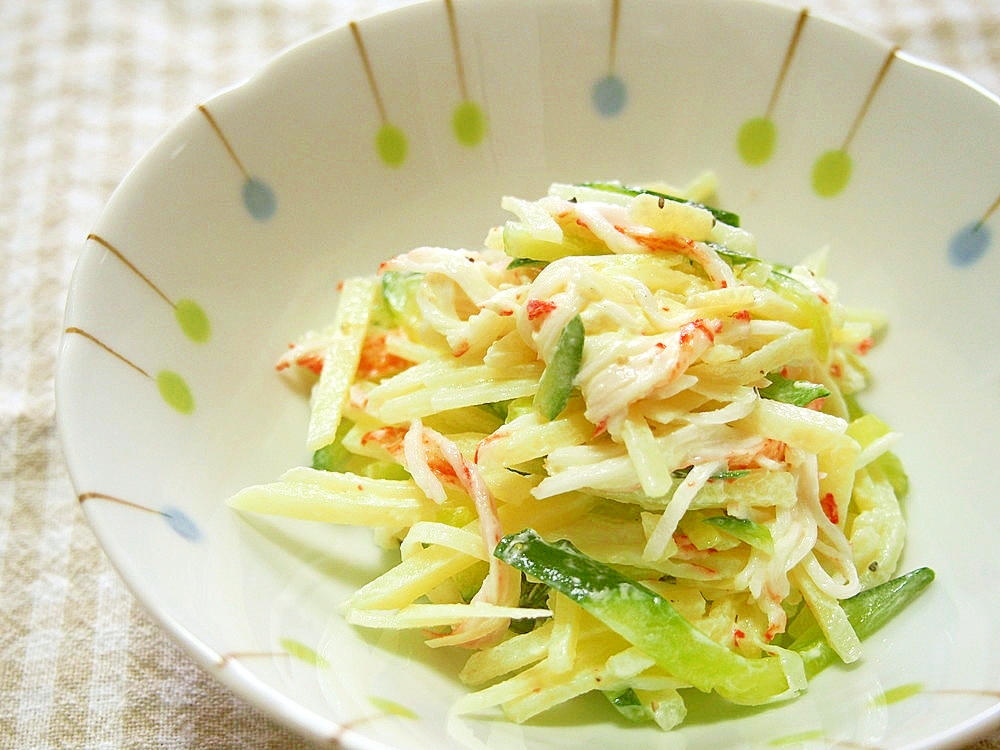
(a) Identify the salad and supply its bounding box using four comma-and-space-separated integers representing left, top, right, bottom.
228, 175, 930, 730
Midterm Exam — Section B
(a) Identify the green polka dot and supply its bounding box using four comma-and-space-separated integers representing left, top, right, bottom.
737, 117, 777, 166
280, 638, 330, 669
174, 298, 210, 343
376, 123, 408, 167
871, 682, 924, 707
369, 696, 418, 719
769, 730, 825, 746
452, 100, 487, 146
156, 370, 194, 414
812, 148, 852, 197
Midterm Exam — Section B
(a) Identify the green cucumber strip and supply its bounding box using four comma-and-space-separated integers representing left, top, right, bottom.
533, 314, 585, 420
361, 461, 411, 481
605, 688, 646, 722
766, 270, 832, 361
672, 466, 750, 481
311, 418, 355, 472
791, 567, 934, 677
759, 371, 831, 407
873, 452, 909, 500
510, 578, 550, 633
712, 245, 760, 266
494, 529, 791, 705
311, 442, 347, 472
843, 393, 866, 422
712, 244, 792, 272
577, 181, 740, 228
503, 396, 536, 424
506, 257, 549, 270
702, 515, 774, 554
380, 271, 423, 324
502, 221, 607, 261
519, 579, 551, 610
605, 687, 686, 731
479, 401, 510, 422
846, 414, 909, 499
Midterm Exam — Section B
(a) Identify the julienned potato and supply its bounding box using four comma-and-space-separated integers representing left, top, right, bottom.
227, 175, 930, 730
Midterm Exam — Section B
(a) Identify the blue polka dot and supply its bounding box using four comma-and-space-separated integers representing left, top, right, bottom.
592, 74, 627, 117
242, 178, 276, 221
948, 221, 991, 267
162, 506, 203, 542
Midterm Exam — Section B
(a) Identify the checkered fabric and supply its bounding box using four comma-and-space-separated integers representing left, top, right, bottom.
1, 0, 997, 747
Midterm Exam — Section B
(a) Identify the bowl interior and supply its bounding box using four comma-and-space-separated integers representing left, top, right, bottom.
57, 0, 1000, 747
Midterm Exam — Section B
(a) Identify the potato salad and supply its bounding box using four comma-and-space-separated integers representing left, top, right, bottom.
228, 176, 929, 730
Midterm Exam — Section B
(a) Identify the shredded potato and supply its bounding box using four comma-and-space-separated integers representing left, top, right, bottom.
227, 176, 910, 731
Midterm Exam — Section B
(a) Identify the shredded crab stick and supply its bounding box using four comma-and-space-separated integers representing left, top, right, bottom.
227, 175, 928, 731
418, 423, 520, 649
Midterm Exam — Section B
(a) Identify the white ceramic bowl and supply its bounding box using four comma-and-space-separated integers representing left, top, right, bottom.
57, 0, 1000, 748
